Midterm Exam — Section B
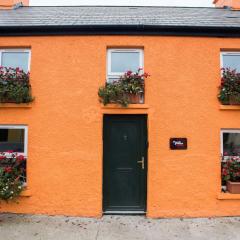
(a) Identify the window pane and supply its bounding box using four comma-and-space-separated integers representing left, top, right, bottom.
223, 132, 240, 156
111, 52, 140, 73
2, 52, 29, 73
0, 129, 25, 153
222, 55, 240, 72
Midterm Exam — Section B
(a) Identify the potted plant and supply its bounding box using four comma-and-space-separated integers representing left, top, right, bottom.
222, 156, 240, 194
218, 68, 240, 105
98, 68, 149, 107
0, 151, 26, 201
0, 66, 34, 104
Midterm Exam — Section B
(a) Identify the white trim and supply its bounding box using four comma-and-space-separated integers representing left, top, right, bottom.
0, 125, 28, 157
220, 129, 240, 156
107, 48, 144, 82
220, 51, 240, 69
0, 49, 31, 72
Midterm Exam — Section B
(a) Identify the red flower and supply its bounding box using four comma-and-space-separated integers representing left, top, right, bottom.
4, 167, 12, 173
0, 156, 5, 161
16, 155, 25, 162
143, 72, 150, 78
222, 168, 228, 176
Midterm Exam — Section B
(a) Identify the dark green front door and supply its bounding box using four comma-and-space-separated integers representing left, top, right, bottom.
103, 115, 147, 213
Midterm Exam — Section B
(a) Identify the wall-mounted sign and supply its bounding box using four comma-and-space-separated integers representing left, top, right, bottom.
170, 138, 187, 150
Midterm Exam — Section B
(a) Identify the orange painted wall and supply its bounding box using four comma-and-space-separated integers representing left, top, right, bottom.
214, 0, 240, 8
0, 35, 240, 218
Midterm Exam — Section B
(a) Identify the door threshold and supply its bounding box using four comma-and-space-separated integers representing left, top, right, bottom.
103, 211, 146, 215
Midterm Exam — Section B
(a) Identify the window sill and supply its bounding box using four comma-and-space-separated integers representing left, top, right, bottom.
20, 188, 31, 197
219, 105, 240, 110
101, 104, 149, 109
0, 103, 32, 108
218, 192, 240, 200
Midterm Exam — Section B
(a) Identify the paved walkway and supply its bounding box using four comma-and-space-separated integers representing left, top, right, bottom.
0, 214, 240, 240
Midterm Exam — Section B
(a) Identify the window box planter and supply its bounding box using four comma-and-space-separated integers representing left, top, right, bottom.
125, 93, 144, 104
0, 152, 26, 202
229, 95, 240, 105
222, 156, 240, 194
98, 69, 149, 107
218, 68, 240, 105
0, 67, 34, 104
227, 181, 240, 194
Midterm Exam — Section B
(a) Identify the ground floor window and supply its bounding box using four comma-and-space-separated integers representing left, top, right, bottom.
221, 129, 240, 192
0, 125, 27, 183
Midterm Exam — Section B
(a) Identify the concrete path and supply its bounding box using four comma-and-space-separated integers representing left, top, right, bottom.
0, 214, 240, 240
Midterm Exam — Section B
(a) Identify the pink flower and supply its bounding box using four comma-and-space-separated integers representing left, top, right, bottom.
6, 150, 14, 153
126, 70, 132, 76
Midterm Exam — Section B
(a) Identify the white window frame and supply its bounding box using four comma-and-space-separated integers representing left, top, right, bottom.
220, 52, 240, 70
107, 48, 144, 82
0, 125, 28, 157
0, 49, 31, 72
220, 129, 240, 158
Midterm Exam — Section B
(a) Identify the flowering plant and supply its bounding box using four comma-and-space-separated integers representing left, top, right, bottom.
222, 156, 240, 183
0, 152, 26, 201
98, 69, 150, 107
218, 68, 240, 105
0, 66, 34, 103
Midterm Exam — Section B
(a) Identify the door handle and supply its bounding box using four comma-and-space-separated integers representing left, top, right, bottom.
137, 157, 145, 170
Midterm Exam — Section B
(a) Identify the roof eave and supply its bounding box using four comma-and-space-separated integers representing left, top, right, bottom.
0, 24, 240, 37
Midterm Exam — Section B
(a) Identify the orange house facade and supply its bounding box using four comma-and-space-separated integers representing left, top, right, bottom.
1, 0, 240, 218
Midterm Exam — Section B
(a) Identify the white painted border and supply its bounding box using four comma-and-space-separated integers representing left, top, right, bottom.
220, 129, 240, 156
0, 125, 28, 156
0, 49, 31, 72
220, 51, 240, 70
107, 48, 144, 82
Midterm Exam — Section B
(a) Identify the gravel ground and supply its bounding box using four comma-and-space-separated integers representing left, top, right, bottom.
0, 214, 240, 240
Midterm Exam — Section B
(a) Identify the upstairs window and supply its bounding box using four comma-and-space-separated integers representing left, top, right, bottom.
0, 125, 28, 156
221, 129, 240, 157
107, 49, 143, 82
0, 49, 30, 73
221, 52, 240, 72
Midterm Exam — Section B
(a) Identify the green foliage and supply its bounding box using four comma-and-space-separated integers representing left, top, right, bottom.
0, 152, 26, 202
0, 67, 34, 104
98, 69, 149, 107
218, 68, 240, 105
98, 82, 129, 107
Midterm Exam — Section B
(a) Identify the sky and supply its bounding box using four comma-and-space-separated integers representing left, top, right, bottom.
30, 0, 214, 7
